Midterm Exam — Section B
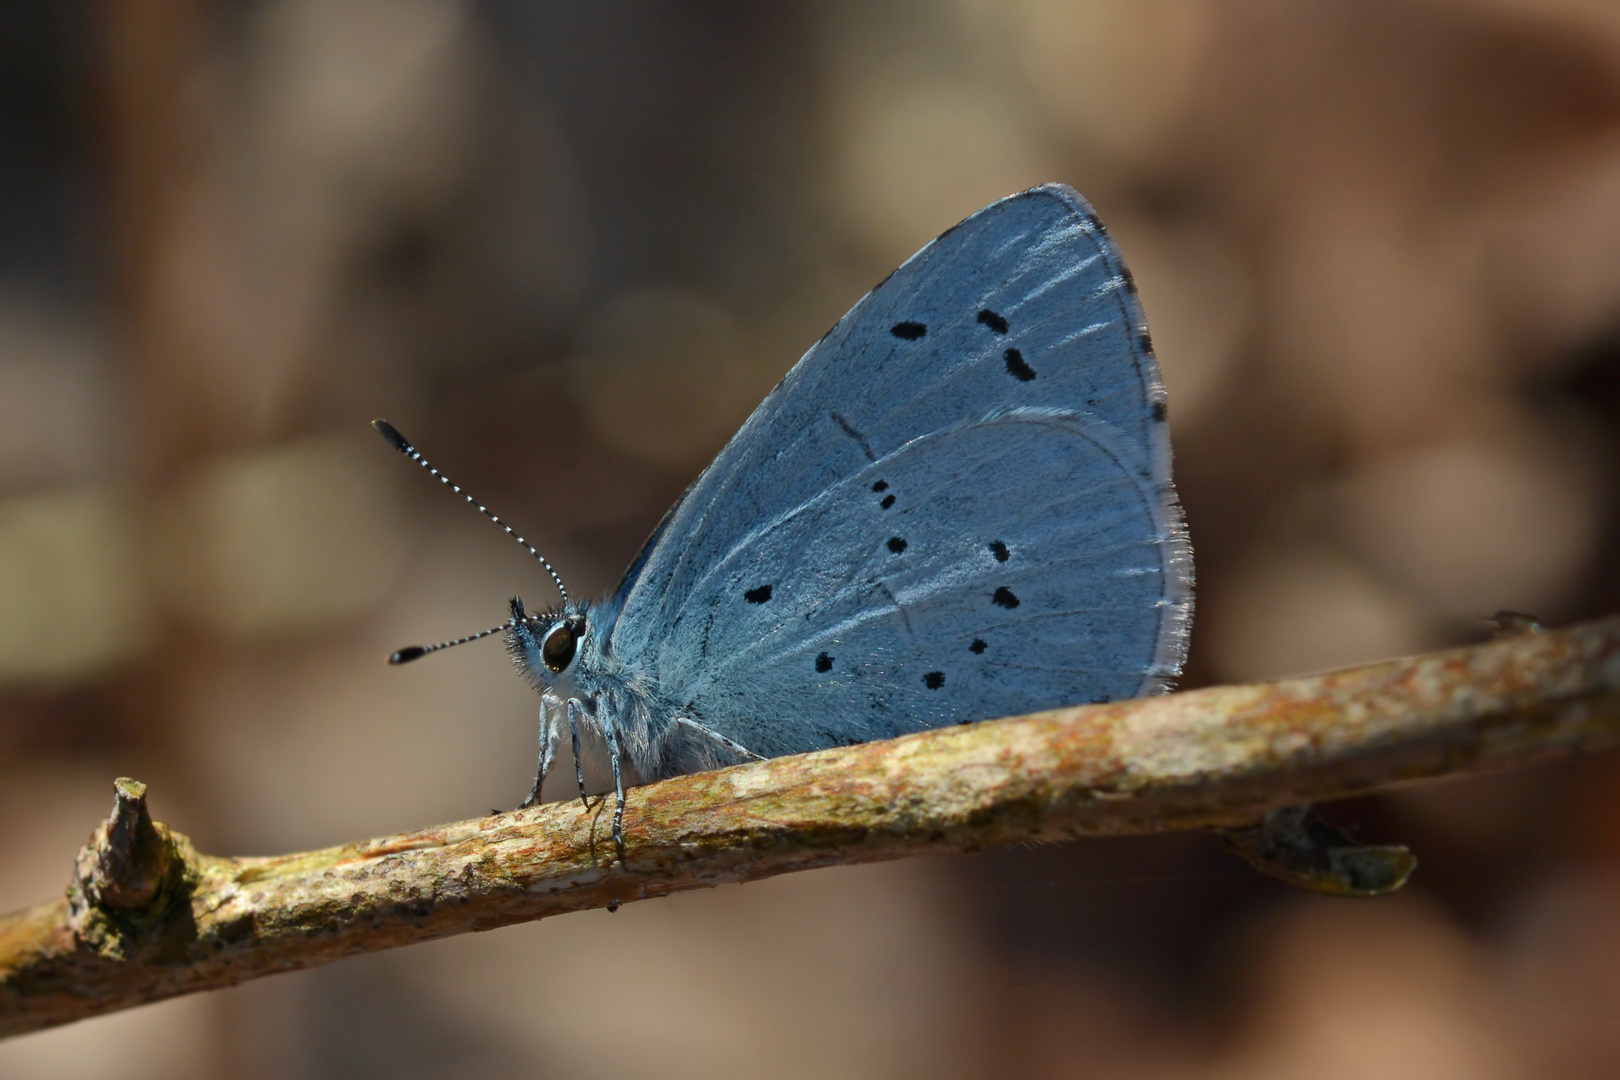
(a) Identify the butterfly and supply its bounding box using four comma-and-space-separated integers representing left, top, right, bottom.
377, 183, 1194, 849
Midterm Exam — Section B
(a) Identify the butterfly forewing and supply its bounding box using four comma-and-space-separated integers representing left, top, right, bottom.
609, 184, 1191, 756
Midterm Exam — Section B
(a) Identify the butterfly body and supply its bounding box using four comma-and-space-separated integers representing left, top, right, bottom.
489, 183, 1193, 822
506, 594, 719, 801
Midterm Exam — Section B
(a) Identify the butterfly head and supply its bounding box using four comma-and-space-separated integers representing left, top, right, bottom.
506, 595, 594, 691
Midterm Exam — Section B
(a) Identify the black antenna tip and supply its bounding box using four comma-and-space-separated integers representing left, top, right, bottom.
389, 645, 428, 665
372, 419, 414, 455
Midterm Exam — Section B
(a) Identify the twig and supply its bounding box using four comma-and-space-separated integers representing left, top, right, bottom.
3, 615, 1618, 1038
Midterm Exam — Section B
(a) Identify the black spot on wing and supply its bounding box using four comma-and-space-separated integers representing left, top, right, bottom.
815, 652, 833, 673
887, 536, 907, 554
969, 638, 987, 654
744, 584, 773, 604
992, 586, 1020, 609
923, 671, 945, 689
1004, 348, 1036, 382
880, 494, 896, 510
872, 480, 888, 492
1151, 400, 1168, 423
891, 321, 927, 340
1138, 327, 1154, 353
1121, 266, 1136, 293
976, 309, 1009, 334
989, 540, 1009, 562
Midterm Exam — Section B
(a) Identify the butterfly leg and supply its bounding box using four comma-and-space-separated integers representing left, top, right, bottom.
601, 708, 628, 862
566, 697, 590, 808
518, 703, 556, 809
670, 716, 764, 763
518, 752, 544, 809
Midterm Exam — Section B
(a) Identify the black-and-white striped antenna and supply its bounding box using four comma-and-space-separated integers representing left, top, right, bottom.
372, 419, 570, 606
389, 622, 508, 665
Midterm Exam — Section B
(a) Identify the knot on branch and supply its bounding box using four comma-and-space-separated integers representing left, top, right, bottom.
1222, 805, 1416, 898
66, 779, 194, 961
72, 779, 172, 911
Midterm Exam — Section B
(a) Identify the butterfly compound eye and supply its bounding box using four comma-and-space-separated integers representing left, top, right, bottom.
541, 621, 580, 673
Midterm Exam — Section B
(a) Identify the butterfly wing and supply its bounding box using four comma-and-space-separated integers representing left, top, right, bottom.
607, 183, 1192, 757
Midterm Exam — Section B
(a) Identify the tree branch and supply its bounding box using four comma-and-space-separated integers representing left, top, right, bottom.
3, 615, 1619, 1038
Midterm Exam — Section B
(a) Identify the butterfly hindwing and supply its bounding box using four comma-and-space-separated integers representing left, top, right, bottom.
608, 184, 1191, 756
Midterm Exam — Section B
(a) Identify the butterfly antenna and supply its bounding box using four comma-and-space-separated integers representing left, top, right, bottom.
373, 419, 570, 605
389, 621, 508, 665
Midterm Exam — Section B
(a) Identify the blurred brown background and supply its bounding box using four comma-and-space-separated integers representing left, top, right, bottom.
3, 0, 1620, 1076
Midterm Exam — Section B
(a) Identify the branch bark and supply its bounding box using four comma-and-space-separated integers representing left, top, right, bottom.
4, 615, 1619, 1038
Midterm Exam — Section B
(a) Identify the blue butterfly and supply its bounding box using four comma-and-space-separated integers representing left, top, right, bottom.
377, 183, 1193, 848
